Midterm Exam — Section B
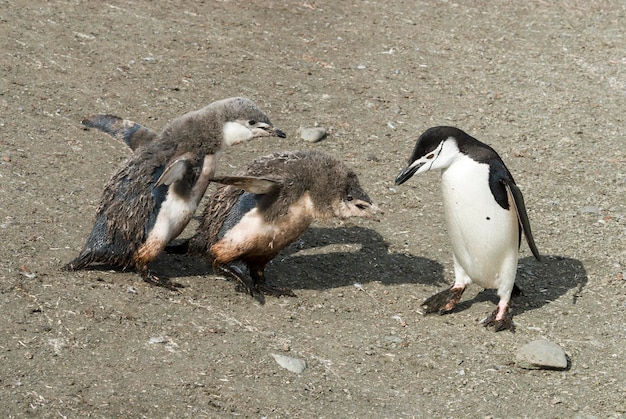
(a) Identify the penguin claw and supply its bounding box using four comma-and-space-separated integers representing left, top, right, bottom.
217, 265, 256, 296
142, 271, 184, 290
483, 309, 515, 332
421, 286, 465, 315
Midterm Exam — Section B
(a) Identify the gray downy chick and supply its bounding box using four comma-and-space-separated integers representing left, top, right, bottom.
179, 150, 382, 297
395, 126, 540, 332
63, 97, 286, 287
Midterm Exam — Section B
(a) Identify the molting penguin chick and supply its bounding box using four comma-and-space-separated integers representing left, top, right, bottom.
181, 150, 382, 297
63, 97, 286, 287
395, 126, 540, 331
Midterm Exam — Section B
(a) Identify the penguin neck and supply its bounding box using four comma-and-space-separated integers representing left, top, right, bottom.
440, 154, 490, 196
223, 121, 252, 146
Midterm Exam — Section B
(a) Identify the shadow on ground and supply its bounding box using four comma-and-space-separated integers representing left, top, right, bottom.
146, 225, 445, 292
269, 225, 445, 290
449, 255, 588, 316
69, 228, 585, 316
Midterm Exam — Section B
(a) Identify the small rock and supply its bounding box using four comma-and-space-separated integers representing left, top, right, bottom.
297, 127, 327, 143
271, 353, 306, 374
578, 206, 601, 215
516, 339, 568, 370
385, 335, 403, 344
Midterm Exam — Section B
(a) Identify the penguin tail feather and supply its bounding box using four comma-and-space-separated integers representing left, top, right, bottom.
62, 248, 133, 272
62, 253, 94, 271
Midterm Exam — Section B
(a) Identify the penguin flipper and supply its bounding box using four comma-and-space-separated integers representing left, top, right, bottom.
504, 180, 541, 261
155, 155, 194, 187
210, 176, 281, 195
82, 114, 158, 151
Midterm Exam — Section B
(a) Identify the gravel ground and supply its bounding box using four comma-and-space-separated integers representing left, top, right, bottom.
1, 1, 625, 417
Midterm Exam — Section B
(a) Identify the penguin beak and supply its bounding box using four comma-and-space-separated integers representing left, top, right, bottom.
256, 125, 286, 138
362, 202, 384, 222
395, 162, 424, 185
272, 127, 287, 138
337, 199, 383, 221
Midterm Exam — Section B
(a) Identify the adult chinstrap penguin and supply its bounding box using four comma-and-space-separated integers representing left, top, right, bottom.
395, 126, 540, 332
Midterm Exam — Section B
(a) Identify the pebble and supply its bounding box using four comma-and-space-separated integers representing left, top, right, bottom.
578, 206, 601, 214
297, 127, 327, 143
516, 339, 568, 370
271, 353, 307, 374
385, 335, 403, 344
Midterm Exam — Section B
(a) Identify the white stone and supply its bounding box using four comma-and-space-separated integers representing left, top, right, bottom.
271, 353, 307, 374
516, 339, 568, 370
297, 127, 327, 143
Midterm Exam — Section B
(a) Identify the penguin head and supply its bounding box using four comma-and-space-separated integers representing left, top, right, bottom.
215, 97, 286, 146
163, 97, 286, 154
330, 170, 383, 221
395, 126, 464, 185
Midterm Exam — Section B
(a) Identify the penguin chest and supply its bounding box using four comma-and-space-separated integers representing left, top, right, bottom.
441, 158, 519, 287
211, 194, 316, 264
144, 153, 220, 247
147, 190, 198, 244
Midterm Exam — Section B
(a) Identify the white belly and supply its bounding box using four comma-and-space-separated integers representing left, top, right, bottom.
441, 157, 519, 289
149, 192, 197, 243
218, 194, 316, 256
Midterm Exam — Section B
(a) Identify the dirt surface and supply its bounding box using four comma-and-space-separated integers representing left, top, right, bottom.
1, 1, 625, 417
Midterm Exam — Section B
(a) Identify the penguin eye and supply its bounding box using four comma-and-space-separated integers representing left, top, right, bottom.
248, 120, 257, 126
346, 195, 354, 201
426, 153, 435, 159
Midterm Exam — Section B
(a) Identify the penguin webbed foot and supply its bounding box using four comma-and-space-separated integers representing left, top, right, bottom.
483, 308, 515, 332
250, 266, 296, 298
218, 264, 296, 300
421, 286, 465, 315
218, 264, 258, 297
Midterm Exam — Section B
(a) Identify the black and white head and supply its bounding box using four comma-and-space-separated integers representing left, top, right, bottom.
210, 97, 286, 146
162, 97, 286, 159
395, 126, 469, 185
